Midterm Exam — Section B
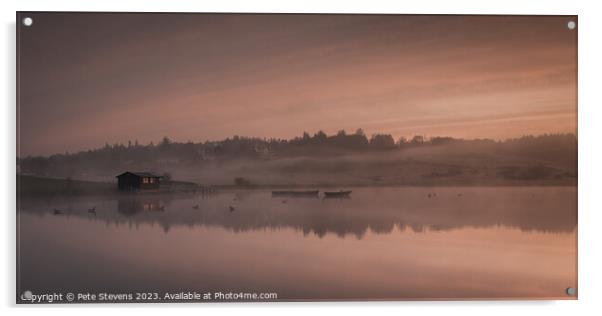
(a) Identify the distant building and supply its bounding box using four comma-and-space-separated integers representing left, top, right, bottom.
116, 172, 161, 191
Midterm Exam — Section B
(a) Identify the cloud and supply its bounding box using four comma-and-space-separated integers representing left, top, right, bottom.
18, 14, 577, 156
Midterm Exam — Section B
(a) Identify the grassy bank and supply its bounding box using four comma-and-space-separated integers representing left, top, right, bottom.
17, 175, 116, 196
17, 175, 206, 197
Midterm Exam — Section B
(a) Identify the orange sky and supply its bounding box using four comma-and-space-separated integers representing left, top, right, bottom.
18, 13, 577, 156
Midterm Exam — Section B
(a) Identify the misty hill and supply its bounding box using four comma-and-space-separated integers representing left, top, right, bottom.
17, 131, 577, 186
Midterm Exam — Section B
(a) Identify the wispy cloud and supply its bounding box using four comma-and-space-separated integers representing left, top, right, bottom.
18, 14, 577, 156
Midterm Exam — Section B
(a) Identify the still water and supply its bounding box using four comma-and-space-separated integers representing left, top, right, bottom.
17, 187, 577, 301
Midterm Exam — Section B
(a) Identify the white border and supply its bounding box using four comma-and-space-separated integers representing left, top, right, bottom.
2, 0, 601, 315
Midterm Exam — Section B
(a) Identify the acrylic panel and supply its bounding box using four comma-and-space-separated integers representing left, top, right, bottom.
16, 12, 577, 303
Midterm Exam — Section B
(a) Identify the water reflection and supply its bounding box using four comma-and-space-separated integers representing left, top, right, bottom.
18, 187, 577, 238
17, 186, 577, 300
117, 196, 167, 216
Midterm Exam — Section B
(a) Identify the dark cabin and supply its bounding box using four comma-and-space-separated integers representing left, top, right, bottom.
116, 172, 161, 191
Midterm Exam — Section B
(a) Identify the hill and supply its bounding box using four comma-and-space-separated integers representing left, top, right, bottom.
17, 132, 577, 186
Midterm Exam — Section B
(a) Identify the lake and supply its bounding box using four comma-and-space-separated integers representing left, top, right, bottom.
17, 186, 577, 301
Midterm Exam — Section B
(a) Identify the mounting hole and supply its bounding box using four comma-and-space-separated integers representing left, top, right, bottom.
22, 17, 33, 27
565, 287, 576, 296
567, 21, 576, 30
21, 290, 33, 300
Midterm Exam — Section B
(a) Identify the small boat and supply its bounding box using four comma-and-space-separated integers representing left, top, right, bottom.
272, 190, 319, 197
323, 190, 352, 198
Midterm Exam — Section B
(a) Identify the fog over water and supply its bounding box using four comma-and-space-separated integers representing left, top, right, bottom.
16, 13, 577, 302
18, 186, 577, 300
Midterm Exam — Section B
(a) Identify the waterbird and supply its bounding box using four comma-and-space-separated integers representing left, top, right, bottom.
53, 209, 63, 215
427, 194, 432, 198
192, 204, 200, 210
282, 199, 287, 204
229, 206, 235, 212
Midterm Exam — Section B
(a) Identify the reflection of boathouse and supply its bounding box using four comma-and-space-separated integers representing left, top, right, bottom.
117, 196, 164, 216
116, 172, 161, 191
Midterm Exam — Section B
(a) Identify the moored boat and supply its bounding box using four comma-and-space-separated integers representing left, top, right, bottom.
323, 190, 352, 198
272, 190, 319, 197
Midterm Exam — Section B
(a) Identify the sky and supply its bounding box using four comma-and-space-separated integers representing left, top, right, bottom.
17, 13, 577, 156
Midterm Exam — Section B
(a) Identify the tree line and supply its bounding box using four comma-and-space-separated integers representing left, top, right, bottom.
17, 129, 577, 179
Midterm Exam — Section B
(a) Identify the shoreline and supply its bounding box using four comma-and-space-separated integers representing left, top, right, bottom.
17, 174, 576, 198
